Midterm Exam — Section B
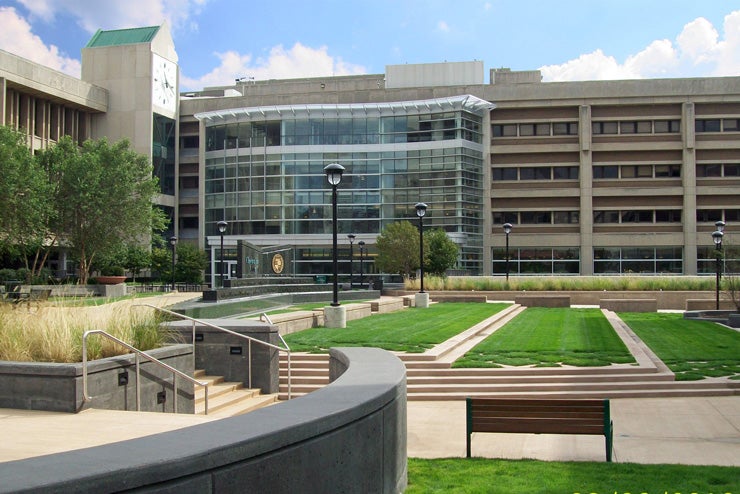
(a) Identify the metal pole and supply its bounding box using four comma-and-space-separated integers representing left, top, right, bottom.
331, 183, 339, 306
348, 234, 355, 289
505, 233, 510, 282
170, 243, 176, 291
716, 252, 720, 310
220, 232, 224, 288
419, 214, 425, 293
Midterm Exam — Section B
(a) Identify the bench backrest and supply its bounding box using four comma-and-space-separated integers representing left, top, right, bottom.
29, 288, 52, 301
467, 397, 610, 436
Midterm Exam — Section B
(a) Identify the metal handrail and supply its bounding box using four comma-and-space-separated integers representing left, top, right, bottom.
82, 330, 210, 414
133, 304, 292, 400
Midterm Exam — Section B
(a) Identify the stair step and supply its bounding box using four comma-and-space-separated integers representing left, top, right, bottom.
407, 373, 674, 385
200, 394, 279, 419
196, 387, 261, 414
195, 381, 244, 403
407, 387, 738, 401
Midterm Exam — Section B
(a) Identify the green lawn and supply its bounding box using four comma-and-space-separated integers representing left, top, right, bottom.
453, 308, 635, 367
618, 312, 740, 380
407, 458, 739, 494
283, 303, 509, 353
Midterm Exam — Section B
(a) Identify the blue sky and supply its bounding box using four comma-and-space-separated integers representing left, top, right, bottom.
1, 0, 738, 91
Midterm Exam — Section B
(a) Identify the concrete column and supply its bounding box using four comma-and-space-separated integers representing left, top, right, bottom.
0, 77, 6, 126
482, 106, 494, 276
683, 102, 698, 275
415, 292, 430, 308
579, 105, 594, 275
324, 305, 347, 328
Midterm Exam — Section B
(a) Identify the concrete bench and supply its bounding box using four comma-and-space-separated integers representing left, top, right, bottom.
685, 299, 736, 311
431, 294, 488, 303
514, 295, 570, 308
8, 288, 51, 311
401, 295, 416, 307
466, 397, 613, 462
263, 310, 320, 335
370, 297, 405, 314
600, 298, 657, 312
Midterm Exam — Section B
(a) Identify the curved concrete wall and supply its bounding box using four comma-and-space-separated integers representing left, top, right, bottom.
0, 347, 407, 493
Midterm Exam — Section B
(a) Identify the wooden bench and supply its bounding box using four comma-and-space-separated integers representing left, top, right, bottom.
466, 397, 613, 462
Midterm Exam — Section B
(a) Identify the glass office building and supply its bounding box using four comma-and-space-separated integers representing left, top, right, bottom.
197, 95, 492, 279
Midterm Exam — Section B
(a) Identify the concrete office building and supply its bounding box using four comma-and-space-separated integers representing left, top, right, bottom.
1, 25, 738, 281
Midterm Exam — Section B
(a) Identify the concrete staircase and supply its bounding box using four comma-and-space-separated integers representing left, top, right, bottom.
278, 306, 740, 400
194, 369, 278, 418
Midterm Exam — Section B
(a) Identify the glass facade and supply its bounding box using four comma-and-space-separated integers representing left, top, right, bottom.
199, 96, 490, 277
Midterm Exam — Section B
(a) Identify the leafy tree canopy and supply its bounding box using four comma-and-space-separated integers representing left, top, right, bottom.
425, 228, 459, 277
375, 220, 421, 278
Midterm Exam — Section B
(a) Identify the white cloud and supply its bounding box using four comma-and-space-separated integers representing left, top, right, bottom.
438, 21, 450, 33
541, 10, 740, 81
0, 6, 81, 76
180, 43, 367, 91
15, 0, 207, 33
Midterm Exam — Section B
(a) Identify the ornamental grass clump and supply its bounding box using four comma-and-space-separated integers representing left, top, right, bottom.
0, 303, 172, 363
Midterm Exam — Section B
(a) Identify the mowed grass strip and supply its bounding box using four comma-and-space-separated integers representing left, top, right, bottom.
618, 312, 740, 381
406, 458, 739, 494
454, 307, 635, 367
283, 303, 509, 353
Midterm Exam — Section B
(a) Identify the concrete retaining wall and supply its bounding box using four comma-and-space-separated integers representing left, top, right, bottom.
0, 347, 408, 494
0, 345, 194, 413
167, 320, 280, 394
514, 295, 571, 307
600, 298, 657, 312
371, 297, 405, 313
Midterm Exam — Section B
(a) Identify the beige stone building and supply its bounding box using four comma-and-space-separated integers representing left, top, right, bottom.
2, 26, 738, 280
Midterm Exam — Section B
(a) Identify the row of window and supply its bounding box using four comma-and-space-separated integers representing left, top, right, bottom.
593, 210, 682, 224
696, 209, 740, 223
695, 118, 740, 133
594, 164, 681, 179
492, 166, 579, 181
592, 119, 680, 135
205, 112, 483, 151
492, 122, 578, 137
696, 163, 740, 177
493, 211, 579, 225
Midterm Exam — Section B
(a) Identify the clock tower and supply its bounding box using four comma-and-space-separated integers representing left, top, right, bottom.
81, 23, 179, 236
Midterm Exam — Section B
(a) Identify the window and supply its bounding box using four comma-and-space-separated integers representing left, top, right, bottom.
492, 124, 517, 137
654, 120, 680, 133
492, 167, 518, 181
553, 211, 579, 224
695, 119, 721, 132
620, 165, 652, 178
696, 209, 722, 222
592, 122, 618, 135
493, 212, 518, 224
553, 166, 578, 180
621, 210, 653, 223
697, 164, 722, 177
655, 210, 681, 222
593, 211, 619, 223
519, 124, 534, 136
520, 211, 551, 224
593, 165, 618, 179
535, 123, 550, 136
552, 122, 578, 135
654, 165, 681, 177
723, 119, 740, 131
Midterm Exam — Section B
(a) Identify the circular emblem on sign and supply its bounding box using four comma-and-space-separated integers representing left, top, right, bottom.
272, 253, 284, 274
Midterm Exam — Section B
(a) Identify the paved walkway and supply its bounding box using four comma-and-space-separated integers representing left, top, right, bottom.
1, 396, 738, 466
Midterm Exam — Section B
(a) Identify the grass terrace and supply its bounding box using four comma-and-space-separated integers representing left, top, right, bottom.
453, 307, 635, 368
618, 312, 740, 380
283, 302, 509, 353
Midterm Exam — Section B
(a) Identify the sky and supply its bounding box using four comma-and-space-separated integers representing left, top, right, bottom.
1, 0, 739, 92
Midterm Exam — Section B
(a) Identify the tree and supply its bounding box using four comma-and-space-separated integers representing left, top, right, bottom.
375, 220, 421, 278
425, 228, 459, 277
151, 247, 172, 282
35, 136, 167, 284
0, 126, 53, 278
174, 243, 207, 284
123, 245, 152, 283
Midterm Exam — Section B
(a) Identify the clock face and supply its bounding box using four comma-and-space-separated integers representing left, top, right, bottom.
152, 54, 177, 113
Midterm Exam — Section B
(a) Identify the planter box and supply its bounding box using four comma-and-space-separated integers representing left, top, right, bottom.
0, 344, 194, 413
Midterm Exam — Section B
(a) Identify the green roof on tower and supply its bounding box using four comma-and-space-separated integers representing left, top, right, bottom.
85, 26, 161, 48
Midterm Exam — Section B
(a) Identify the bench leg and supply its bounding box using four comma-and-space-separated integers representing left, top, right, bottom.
606, 420, 614, 462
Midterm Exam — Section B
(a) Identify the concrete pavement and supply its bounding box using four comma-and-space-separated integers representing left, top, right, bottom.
1, 396, 738, 466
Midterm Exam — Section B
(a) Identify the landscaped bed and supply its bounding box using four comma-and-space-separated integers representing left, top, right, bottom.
453, 307, 635, 368
618, 312, 740, 380
283, 302, 510, 353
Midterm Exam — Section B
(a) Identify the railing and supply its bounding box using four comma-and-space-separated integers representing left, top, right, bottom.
135, 304, 293, 399
82, 330, 210, 414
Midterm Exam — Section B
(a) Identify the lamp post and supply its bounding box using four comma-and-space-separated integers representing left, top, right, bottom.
503, 223, 513, 281
217, 221, 228, 288
358, 240, 365, 289
323, 163, 346, 328
169, 236, 177, 291
348, 234, 355, 288
415, 202, 429, 308
712, 229, 724, 310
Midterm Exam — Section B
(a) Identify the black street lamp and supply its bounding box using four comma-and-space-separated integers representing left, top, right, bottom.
325, 163, 345, 306
503, 223, 513, 281
348, 234, 356, 288
169, 236, 177, 291
415, 202, 427, 293
358, 240, 365, 289
712, 229, 724, 310
217, 221, 228, 288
